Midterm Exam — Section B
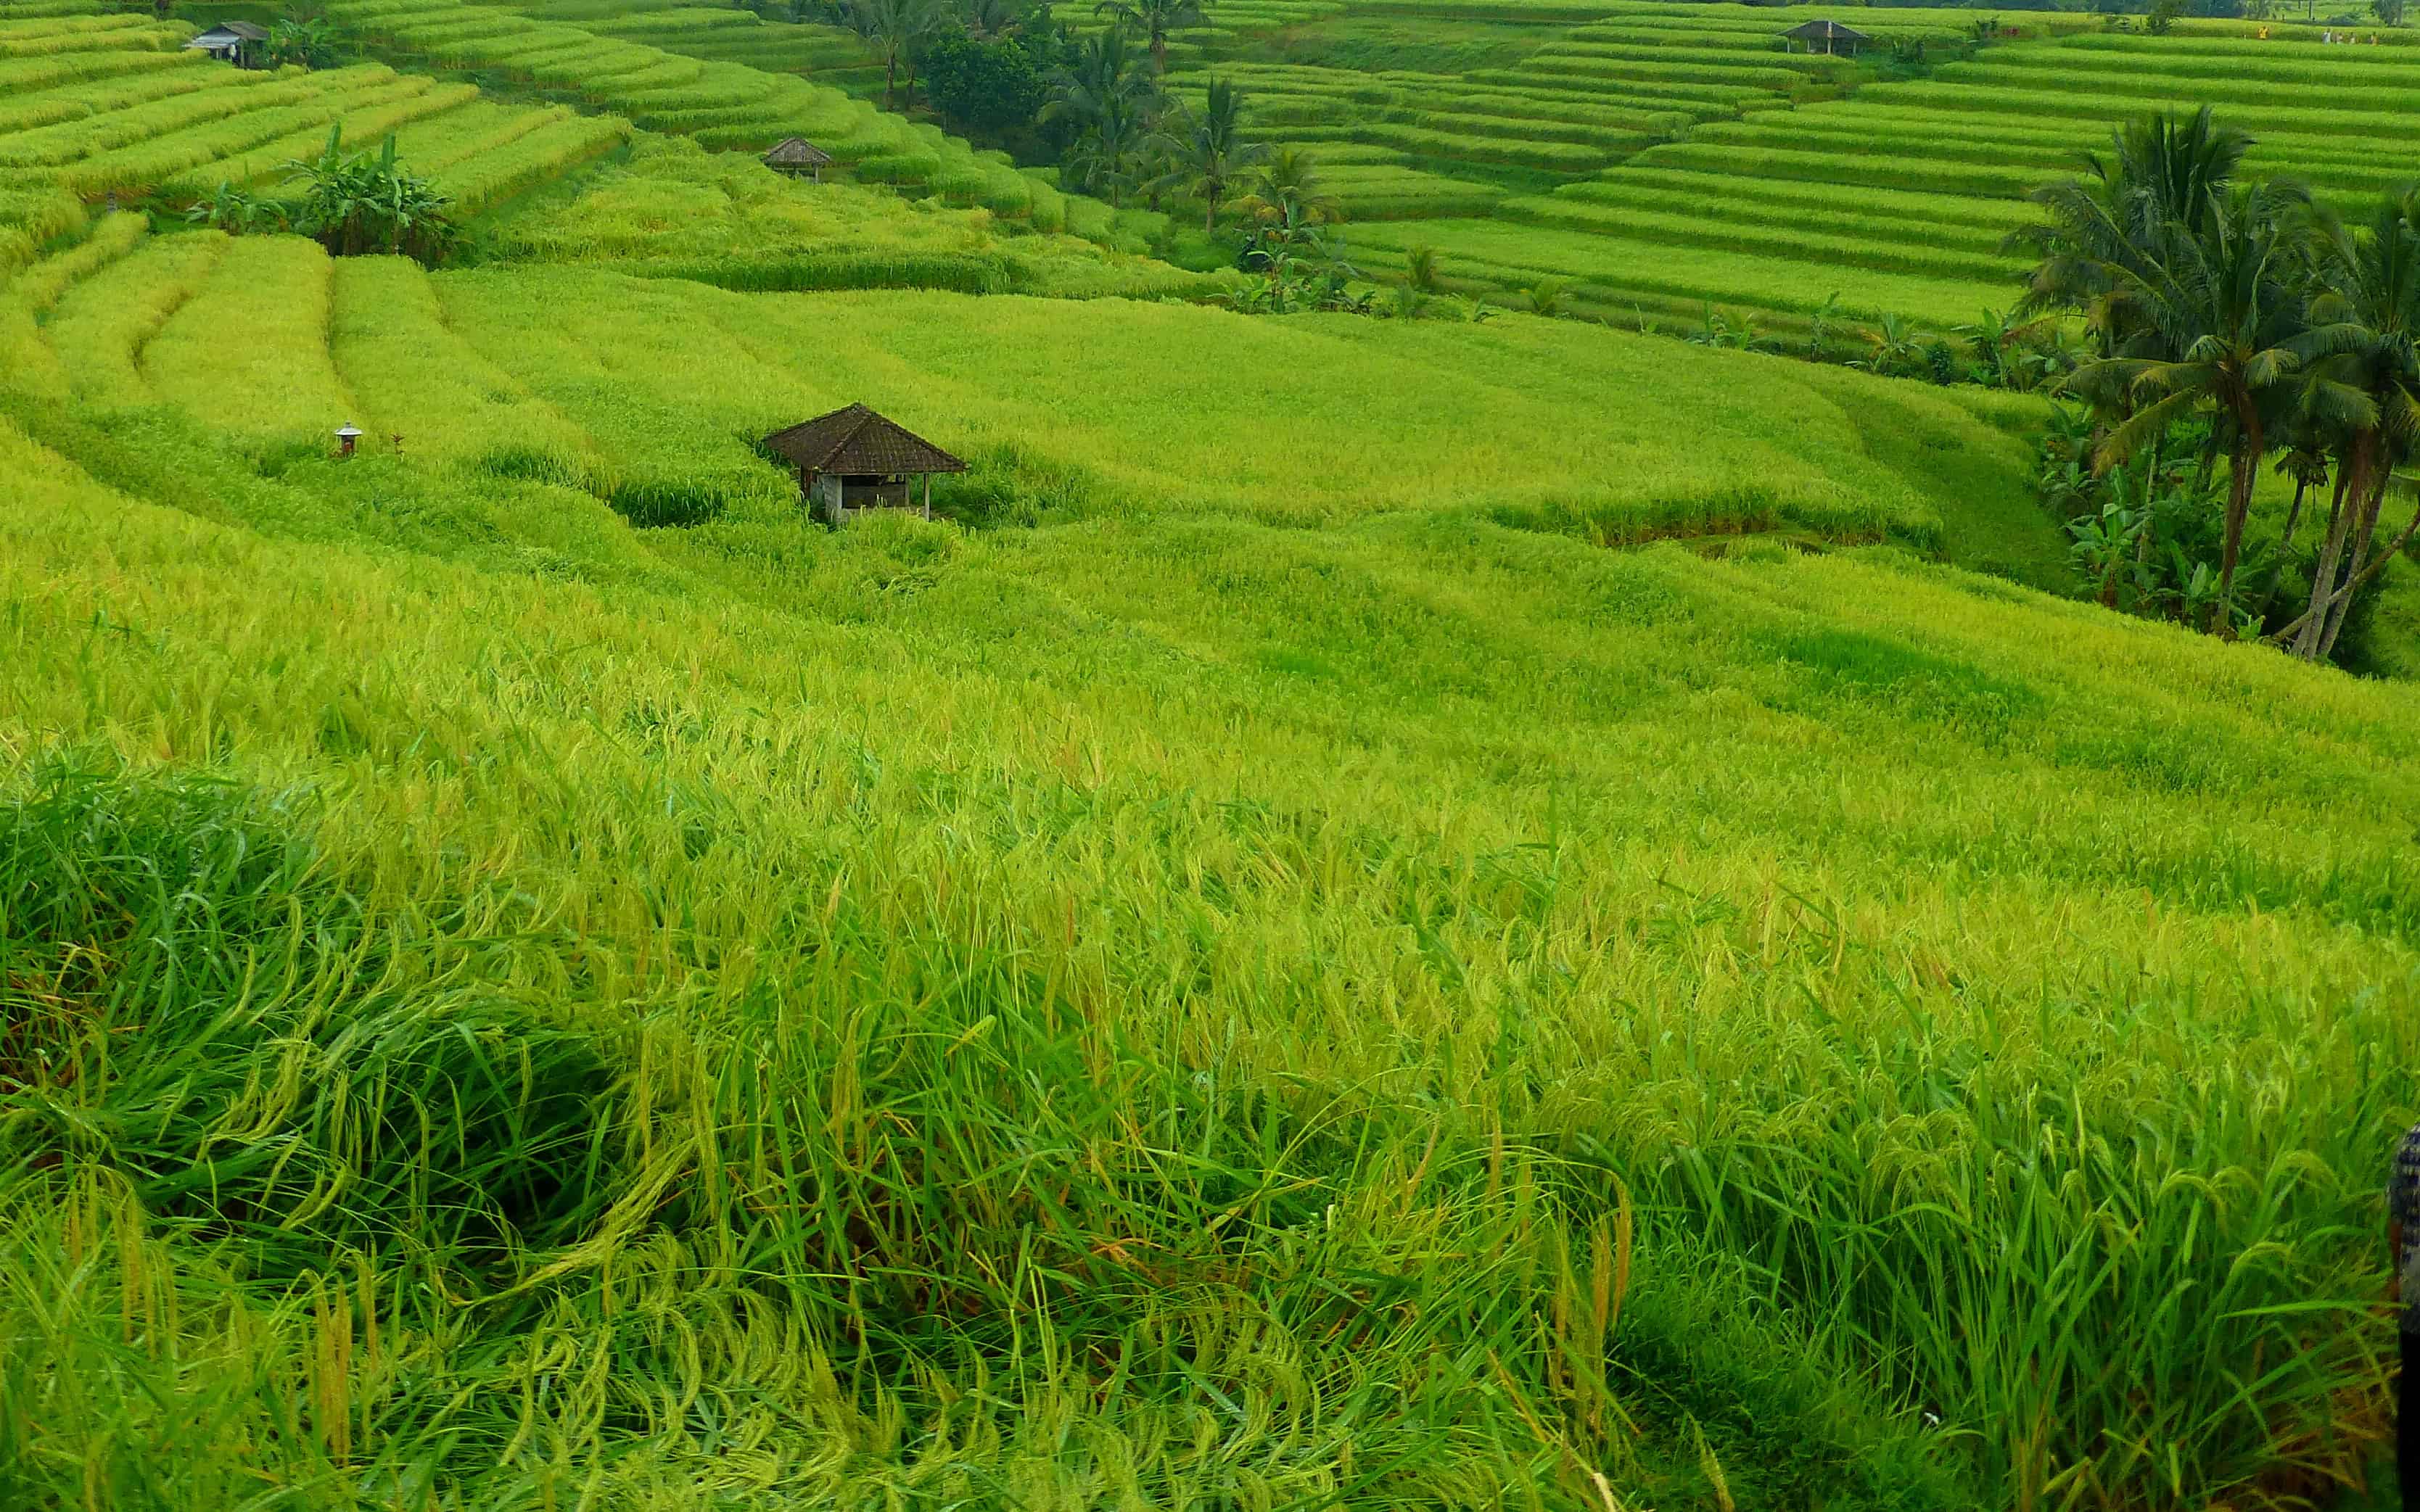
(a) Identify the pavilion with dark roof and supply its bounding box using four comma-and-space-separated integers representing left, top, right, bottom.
762, 403, 966, 524
1779, 17, 1872, 54
764, 137, 834, 182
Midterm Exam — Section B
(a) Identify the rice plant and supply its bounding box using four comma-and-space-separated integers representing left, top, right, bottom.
0, 326, 2412, 1504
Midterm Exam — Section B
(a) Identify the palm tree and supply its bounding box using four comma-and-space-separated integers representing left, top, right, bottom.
1238, 146, 1340, 228
848, 0, 941, 110
1171, 79, 1265, 232
1044, 29, 1163, 205
2084, 183, 2312, 633
2273, 189, 2420, 658
1094, 0, 1203, 73
960, 0, 1022, 38
2008, 106, 2255, 360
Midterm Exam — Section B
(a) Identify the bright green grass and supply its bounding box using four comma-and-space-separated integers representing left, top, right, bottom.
0, 247, 2415, 1509
1563, 168, 2030, 236
5, 236, 2026, 545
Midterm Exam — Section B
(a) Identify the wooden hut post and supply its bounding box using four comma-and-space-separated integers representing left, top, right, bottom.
923, 473, 931, 519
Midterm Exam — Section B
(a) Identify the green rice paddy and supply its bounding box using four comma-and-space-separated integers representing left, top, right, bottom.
1158, 0, 2420, 337
4, 0, 2420, 1506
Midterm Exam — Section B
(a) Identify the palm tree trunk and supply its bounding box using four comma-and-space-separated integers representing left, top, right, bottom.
2317, 471, 2390, 658
2291, 441, 2363, 659
2130, 433, 2161, 600
1151, 31, 1166, 72
2255, 473, 2311, 618
1204, 189, 1217, 233
2279, 474, 2311, 552
2212, 434, 2257, 636
2302, 496, 2420, 656
884, 47, 898, 110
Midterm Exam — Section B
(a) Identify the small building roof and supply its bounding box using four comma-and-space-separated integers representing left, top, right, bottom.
1780, 17, 1874, 41
186, 20, 271, 44
762, 404, 966, 476
765, 137, 834, 168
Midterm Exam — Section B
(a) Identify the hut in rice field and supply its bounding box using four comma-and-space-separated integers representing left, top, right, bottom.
184, 20, 268, 66
764, 137, 834, 183
1779, 17, 1872, 54
763, 403, 966, 525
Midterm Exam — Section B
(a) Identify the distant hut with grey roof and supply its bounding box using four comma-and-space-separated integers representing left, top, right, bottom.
1779, 17, 1873, 54
762, 403, 965, 524
764, 137, 834, 182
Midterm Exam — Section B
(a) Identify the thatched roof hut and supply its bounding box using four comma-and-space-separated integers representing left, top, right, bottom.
764, 137, 834, 181
763, 403, 966, 524
1780, 17, 1873, 54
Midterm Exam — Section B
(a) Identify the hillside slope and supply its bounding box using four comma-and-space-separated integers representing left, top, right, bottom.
3, 255, 2419, 1505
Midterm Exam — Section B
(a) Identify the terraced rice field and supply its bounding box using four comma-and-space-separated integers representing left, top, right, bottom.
470, 0, 891, 100
0, 10, 630, 276
1165, 2, 1994, 224
1169, 0, 2420, 336
326, 0, 1074, 223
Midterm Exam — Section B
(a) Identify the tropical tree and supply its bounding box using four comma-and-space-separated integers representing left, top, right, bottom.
848, 0, 943, 110
922, 33, 1048, 133
1238, 146, 1339, 228
184, 180, 285, 236
1042, 28, 1163, 203
1094, 0, 1203, 73
1170, 78, 1265, 232
2007, 105, 2254, 361
2084, 183, 2312, 632
960, 0, 1024, 38
2273, 189, 2420, 658
264, 16, 339, 69
283, 127, 456, 264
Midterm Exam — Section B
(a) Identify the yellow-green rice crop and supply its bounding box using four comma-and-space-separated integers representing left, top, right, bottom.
489, 135, 1220, 298
0, 279, 2412, 1503
39, 228, 226, 406
0, 205, 141, 310
139, 235, 358, 444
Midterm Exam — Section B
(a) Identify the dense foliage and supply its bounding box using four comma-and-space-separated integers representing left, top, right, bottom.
2014, 107, 2420, 660
921, 31, 1049, 133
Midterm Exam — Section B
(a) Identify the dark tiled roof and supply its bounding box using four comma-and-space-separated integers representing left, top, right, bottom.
762, 404, 966, 476
765, 136, 834, 167
190, 20, 270, 41
1781, 17, 1872, 39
